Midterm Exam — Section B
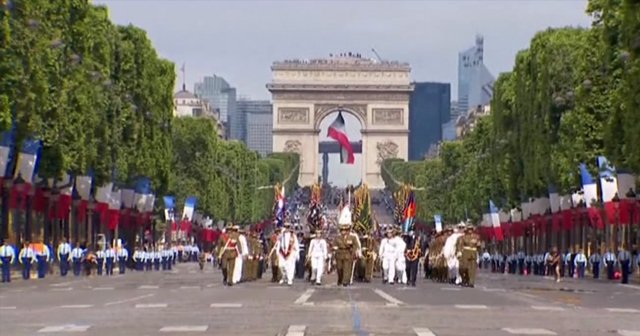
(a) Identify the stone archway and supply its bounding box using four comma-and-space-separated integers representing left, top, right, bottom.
268, 57, 412, 188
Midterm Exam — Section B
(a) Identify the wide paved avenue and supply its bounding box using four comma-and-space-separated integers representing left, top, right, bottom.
1, 263, 638, 336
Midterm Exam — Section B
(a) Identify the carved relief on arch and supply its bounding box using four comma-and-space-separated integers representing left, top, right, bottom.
283, 139, 304, 164
313, 104, 367, 129
376, 140, 399, 165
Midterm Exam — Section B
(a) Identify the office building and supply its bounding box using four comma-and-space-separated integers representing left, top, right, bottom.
408, 82, 451, 160
457, 35, 495, 115
193, 75, 237, 127
173, 85, 225, 138
237, 99, 273, 156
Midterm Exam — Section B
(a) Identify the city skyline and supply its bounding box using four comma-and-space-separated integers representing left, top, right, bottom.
95, 0, 592, 99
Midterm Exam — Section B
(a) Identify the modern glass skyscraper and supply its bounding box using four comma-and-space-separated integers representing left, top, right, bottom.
457, 35, 495, 115
408, 82, 451, 160
237, 99, 273, 156
193, 75, 237, 126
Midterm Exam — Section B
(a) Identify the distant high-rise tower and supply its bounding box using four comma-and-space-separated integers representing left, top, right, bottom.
457, 35, 494, 115
408, 82, 451, 160
194, 75, 237, 127
237, 99, 273, 156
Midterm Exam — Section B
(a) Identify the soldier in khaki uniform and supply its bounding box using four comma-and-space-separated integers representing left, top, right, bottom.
333, 224, 359, 286
268, 228, 281, 282
360, 234, 378, 282
218, 226, 240, 286
459, 225, 481, 287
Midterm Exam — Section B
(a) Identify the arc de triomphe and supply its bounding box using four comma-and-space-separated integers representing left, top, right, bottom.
267, 56, 412, 188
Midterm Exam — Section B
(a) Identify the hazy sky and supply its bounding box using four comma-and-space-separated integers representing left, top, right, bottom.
95, 0, 593, 186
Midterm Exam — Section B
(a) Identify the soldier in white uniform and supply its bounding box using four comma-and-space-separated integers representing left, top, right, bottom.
233, 227, 248, 284
274, 222, 299, 286
378, 228, 396, 284
307, 229, 328, 285
393, 229, 407, 284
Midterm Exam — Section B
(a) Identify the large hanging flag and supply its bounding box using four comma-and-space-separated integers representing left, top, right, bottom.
134, 177, 152, 213
275, 185, 285, 228
327, 111, 355, 164
580, 163, 598, 207
0, 128, 15, 178
402, 191, 416, 233
598, 156, 619, 225
163, 196, 176, 222
489, 200, 504, 241
182, 196, 196, 221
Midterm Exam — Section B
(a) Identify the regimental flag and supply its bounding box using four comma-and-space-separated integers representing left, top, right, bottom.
182, 196, 196, 221
275, 186, 285, 228
327, 111, 355, 164
402, 191, 416, 233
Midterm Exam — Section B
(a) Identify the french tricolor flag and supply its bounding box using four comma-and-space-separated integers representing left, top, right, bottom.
489, 200, 504, 241
120, 188, 135, 228
74, 175, 93, 223
107, 189, 121, 230
327, 112, 355, 164
12, 139, 42, 206
56, 173, 73, 220
95, 182, 113, 225
0, 129, 15, 178
182, 196, 196, 221
580, 163, 604, 229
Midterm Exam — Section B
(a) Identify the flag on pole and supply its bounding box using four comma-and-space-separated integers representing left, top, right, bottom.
275, 186, 285, 228
163, 196, 175, 222
598, 156, 619, 225
327, 112, 355, 164
402, 191, 416, 233
580, 163, 597, 207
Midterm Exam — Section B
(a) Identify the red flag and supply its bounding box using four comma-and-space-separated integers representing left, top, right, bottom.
588, 208, 604, 229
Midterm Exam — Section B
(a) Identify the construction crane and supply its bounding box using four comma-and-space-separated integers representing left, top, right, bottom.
371, 48, 383, 62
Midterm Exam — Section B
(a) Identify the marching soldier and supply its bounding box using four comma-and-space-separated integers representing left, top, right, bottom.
117, 244, 128, 274
70, 242, 84, 276
57, 238, 72, 277
273, 222, 298, 286
95, 247, 105, 276
459, 225, 481, 287
360, 233, 377, 283
219, 225, 240, 286
333, 224, 358, 287
0, 239, 15, 282
404, 230, 421, 287
104, 244, 115, 276
307, 229, 328, 285
379, 228, 396, 284
19, 241, 35, 280
268, 228, 281, 283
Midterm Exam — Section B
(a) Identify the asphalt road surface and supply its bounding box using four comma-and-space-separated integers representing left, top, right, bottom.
1, 263, 639, 336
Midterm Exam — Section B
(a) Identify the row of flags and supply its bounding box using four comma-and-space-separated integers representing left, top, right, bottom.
0, 128, 156, 230
479, 156, 638, 241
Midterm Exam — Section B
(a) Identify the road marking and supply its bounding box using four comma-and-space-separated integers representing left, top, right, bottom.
138, 285, 159, 289
92, 287, 114, 291
59, 304, 93, 309
285, 325, 306, 336
50, 287, 73, 291
180, 286, 200, 289
531, 306, 565, 311
618, 331, 640, 336
105, 294, 155, 306
0, 306, 17, 310
159, 326, 208, 332
294, 289, 315, 305
482, 287, 506, 292
302, 302, 315, 306
502, 328, 557, 335
454, 304, 488, 310
136, 303, 168, 308
385, 303, 399, 307
50, 281, 72, 287
210, 303, 242, 308
373, 288, 404, 305
619, 284, 640, 290
413, 327, 437, 336
38, 324, 91, 333
606, 308, 640, 313
440, 287, 461, 291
